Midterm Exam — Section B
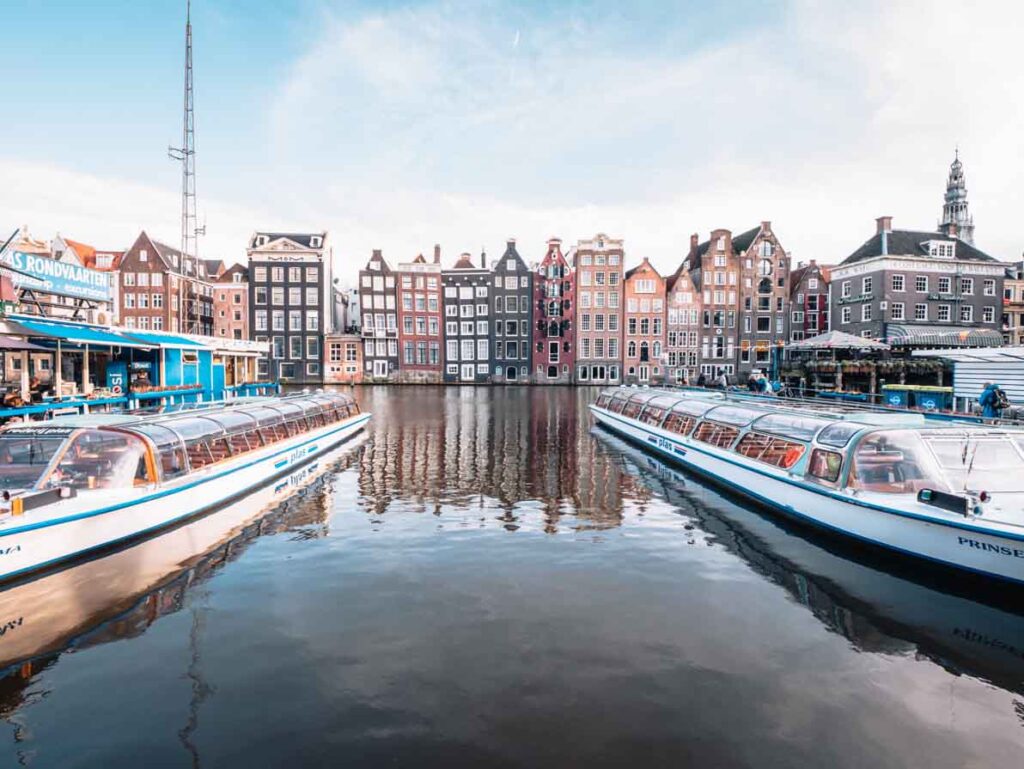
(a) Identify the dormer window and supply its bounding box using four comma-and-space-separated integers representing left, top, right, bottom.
925, 240, 956, 258
310, 236, 322, 248
257, 235, 268, 246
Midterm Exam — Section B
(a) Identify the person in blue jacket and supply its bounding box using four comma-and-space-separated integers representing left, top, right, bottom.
978, 382, 1002, 418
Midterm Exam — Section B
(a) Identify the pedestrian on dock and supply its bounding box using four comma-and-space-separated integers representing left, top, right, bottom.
978, 382, 1006, 419
696, 372, 707, 388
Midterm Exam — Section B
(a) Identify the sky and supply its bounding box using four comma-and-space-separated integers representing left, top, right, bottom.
2, 0, 1022, 283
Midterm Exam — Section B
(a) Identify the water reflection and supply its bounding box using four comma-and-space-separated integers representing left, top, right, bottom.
0, 387, 1022, 765
592, 427, 1024, 699
353, 386, 633, 531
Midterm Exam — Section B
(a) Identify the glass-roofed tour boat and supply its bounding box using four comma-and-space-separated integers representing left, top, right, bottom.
591, 387, 1024, 584
0, 392, 369, 582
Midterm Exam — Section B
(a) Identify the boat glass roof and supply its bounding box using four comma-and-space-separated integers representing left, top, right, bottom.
703, 405, 763, 427
751, 413, 832, 442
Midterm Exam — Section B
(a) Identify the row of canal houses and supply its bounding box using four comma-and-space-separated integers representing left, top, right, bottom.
357, 223, 828, 385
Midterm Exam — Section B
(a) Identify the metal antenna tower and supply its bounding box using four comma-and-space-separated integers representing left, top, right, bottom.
168, 0, 204, 334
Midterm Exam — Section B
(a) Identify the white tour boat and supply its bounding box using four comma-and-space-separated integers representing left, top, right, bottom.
590, 387, 1024, 584
0, 392, 369, 582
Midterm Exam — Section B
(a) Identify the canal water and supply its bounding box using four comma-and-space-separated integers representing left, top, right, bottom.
1, 387, 1022, 767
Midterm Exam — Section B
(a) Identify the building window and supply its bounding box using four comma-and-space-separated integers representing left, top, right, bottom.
937, 305, 951, 322
961, 278, 974, 295
861, 304, 872, 322
841, 281, 851, 298
841, 307, 851, 324
983, 306, 995, 323
960, 305, 974, 322
891, 274, 905, 292
914, 303, 928, 321
915, 275, 928, 293
983, 279, 996, 297
890, 302, 905, 321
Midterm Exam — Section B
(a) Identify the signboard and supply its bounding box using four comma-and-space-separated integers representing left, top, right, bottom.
0, 251, 111, 303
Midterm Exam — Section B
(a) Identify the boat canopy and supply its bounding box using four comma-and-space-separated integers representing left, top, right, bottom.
0, 392, 361, 493
594, 387, 1024, 499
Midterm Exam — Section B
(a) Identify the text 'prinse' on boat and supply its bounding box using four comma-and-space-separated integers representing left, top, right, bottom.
0, 392, 370, 581
590, 387, 1024, 584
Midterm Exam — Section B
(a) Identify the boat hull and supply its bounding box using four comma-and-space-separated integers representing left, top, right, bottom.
591, 406, 1024, 585
0, 413, 370, 583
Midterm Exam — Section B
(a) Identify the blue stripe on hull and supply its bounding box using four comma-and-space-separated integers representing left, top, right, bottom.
593, 409, 1024, 586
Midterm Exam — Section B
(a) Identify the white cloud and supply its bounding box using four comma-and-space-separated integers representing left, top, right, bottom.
4, 1, 1022, 286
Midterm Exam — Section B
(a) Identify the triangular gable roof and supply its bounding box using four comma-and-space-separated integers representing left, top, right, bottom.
625, 258, 661, 281
451, 254, 477, 269
496, 240, 528, 271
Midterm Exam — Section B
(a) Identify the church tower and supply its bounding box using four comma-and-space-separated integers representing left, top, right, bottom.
939, 149, 975, 245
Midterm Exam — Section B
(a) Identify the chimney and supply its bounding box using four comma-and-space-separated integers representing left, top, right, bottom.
690, 233, 699, 252
481, 247, 487, 269
876, 216, 892, 256
433, 244, 441, 264
809, 259, 816, 266
372, 248, 382, 258
761, 220, 771, 232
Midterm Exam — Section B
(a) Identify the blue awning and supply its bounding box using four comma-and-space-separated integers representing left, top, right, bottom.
11, 317, 153, 348
126, 331, 208, 349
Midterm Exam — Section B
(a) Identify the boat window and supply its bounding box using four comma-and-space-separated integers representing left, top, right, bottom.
816, 423, 862, 448
45, 429, 152, 490
270, 402, 308, 436
735, 432, 806, 469
924, 434, 1024, 493
0, 431, 68, 491
124, 423, 187, 481
703, 406, 762, 427
622, 394, 656, 419
596, 392, 613, 408
807, 448, 843, 484
608, 395, 629, 414
752, 413, 830, 442
662, 413, 696, 436
847, 430, 946, 494
692, 421, 740, 448
638, 407, 664, 426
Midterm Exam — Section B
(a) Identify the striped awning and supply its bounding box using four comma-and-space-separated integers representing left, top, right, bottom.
886, 324, 1004, 348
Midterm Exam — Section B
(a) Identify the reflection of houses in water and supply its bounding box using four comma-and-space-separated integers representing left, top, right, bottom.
354, 387, 626, 530
569, 388, 625, 529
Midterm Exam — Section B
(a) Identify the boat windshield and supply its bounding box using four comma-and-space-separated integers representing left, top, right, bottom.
44, 429, 151, 491
0, 431, 68, 490
923, 433, 1024, 494
847, 430, 947, 494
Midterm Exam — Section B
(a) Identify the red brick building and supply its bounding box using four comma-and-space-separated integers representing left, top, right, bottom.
532, 237, 574, 384
118, 231, 214, 334
324, 333, 363, 384
396, 247, 444, 383
623, 257, 666, 385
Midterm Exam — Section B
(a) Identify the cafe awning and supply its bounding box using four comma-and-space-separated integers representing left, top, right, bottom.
786, 329, 890, 351
126, 331, 207, 349
887, 324, 1004, 348
10, 317, 153, 348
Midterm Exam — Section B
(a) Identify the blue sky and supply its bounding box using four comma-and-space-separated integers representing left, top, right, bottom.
2, 0, 1022, 279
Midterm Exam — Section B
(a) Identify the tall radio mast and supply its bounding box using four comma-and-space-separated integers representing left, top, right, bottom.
168, 0, 203, 334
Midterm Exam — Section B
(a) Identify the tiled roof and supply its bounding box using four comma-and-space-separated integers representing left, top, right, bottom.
840, 230, 999, 265
451, 255, 477, 269
64, 238, 96, 263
